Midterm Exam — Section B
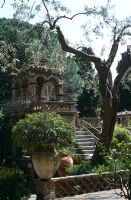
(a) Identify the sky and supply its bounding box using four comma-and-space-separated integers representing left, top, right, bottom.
0, 0, 131, 79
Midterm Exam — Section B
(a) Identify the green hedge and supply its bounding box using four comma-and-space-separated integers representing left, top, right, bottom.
67, 163, 95, 175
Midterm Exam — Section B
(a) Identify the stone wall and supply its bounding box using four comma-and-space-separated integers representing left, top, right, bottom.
36, 173, 120, 199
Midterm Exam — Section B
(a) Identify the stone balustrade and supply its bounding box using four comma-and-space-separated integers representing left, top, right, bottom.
1, 98, 32, 113
36, 172, 120, 199
1, 100, 77, 114
1, 100, 77, 129
32, 101, 76, 113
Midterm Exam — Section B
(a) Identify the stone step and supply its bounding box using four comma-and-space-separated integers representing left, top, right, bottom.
76, 141, 96, 146
75, 146, 95, 150
75, 131, 93, 136
76, 138, 95, 142
75, 135, 95, 139
74, 153, 93, 160
74, 129, 96, 160
75, 128, 101, 133
76, 149, 95, 154
75, 134, 94, 138
75, 149, 95, 154
75, 153, 93, 157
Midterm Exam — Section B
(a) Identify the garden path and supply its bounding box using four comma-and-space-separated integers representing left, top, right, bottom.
29, 189, 125, 200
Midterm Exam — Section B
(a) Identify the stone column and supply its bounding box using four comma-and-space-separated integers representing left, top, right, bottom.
28, 75, 37, 101
36, 179, 55, 200
56, 83, 64, 101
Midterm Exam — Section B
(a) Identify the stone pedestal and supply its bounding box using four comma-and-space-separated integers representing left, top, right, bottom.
36, 179, 55, 200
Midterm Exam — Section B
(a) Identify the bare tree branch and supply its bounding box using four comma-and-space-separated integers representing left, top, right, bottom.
119, 24, 131, 38
106, 36, 120, 68
41, 12, 88, 30
56, 25, 102, 67
30, 1, 36, 15
112, 26, 117, 43
40, 0, 97, 30
113, 69, 126, 98
106, 24, 131, 68
41, 20, 51, 27
52, 12, 88, 29
41, 0, 53, 28
1, 0, 5, 8
40, 10, 89, 29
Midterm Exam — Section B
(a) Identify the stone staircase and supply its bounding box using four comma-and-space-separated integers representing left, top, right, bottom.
74, 119, 102, 160
75, 129, 97, 160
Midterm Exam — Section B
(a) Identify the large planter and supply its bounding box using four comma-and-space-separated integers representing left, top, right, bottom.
32, 146, 60, 179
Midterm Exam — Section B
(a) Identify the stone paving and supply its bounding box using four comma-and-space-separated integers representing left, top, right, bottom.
29, 189, 125, 200
56, 190, 124, 199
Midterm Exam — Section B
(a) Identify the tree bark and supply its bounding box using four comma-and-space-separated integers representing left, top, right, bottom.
91, 64, 119, 165
91, 95, 118, 164
92, 102, 117, 164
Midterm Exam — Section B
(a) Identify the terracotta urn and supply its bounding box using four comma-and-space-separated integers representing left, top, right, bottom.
57, 154, 73, 177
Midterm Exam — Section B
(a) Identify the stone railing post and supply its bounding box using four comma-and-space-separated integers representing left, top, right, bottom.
36, 179, 55, 200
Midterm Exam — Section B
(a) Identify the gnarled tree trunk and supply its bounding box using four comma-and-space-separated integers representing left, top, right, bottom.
91, 91, 119, 164
54, 26, 131, 165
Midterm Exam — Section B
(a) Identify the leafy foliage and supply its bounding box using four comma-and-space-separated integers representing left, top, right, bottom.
11, 0, 41, 21
117, 50, 131, 111
75, 47, 101, 116
0, 18, 83, 101
0, 71, 12, 101
117, 51, 131, 74
12, 112, 75, 153
0, 41, 16, 71
113, 123, 131, 143
11, 0, 69, 22
118, 69, 131, 111
0, 113, 4, 164
75, 47, 98, 94
67, 163, 95, 176
77, 88, 101, 117
0, 18, 66, 72
63, 57, 84, 101
0, 113, 12, 164
0, 115, 12, 164
97, 139, 131, 199
0, 167, 30, 200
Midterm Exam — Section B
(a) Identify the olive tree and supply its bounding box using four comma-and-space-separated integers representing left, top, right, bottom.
2, 0, 131, 164
39, 0, 131, 163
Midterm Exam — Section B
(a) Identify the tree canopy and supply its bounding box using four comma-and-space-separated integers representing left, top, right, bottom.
0, 18, 83, 101
0, 18, 67, 72
74, 47, 100, 117
117, 53, 131, 111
